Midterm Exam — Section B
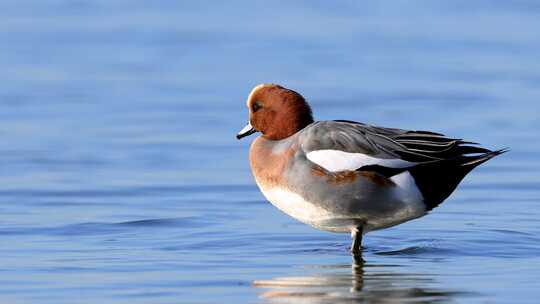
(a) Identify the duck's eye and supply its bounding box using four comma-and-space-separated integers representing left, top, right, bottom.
252, 102, 262, 112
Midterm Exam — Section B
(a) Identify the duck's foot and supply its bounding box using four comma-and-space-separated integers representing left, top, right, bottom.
350, 226, 363, 255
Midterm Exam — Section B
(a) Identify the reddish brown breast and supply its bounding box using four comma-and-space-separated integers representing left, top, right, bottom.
249, 137, 297, 189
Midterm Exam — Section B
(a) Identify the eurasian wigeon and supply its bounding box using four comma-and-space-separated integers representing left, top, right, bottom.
237, 83, 506, 254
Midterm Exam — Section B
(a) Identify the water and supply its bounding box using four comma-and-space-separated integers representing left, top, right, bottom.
1, 1, 539, 303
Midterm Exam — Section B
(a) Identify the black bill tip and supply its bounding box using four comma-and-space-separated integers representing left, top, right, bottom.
236, 122, 258, 140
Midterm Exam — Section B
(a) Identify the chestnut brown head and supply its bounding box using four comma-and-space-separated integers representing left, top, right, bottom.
236, 84, 314, 140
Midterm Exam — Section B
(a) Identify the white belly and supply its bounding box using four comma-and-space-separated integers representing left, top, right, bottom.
260, 187, 333, 227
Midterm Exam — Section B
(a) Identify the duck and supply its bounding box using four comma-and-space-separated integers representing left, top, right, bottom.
236, 83, 506, 254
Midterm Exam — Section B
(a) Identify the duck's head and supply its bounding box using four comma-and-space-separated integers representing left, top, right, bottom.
236, 84, 314, 141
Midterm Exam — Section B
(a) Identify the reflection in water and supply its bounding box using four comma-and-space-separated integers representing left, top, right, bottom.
254, 255, 466, 303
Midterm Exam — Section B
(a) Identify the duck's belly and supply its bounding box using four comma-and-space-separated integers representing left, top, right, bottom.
260, 187, 340, 230
259, 185, 426, 233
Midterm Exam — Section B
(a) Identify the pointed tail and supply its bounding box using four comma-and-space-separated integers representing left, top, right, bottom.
410, 148, 508, 211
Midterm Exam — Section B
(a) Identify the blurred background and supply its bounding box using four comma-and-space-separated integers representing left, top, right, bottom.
0, 1, 539, 303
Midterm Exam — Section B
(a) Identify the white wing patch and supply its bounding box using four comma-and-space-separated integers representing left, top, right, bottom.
306, 149, 413, 172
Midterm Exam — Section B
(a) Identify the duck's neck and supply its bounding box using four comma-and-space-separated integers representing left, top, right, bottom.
263, 118, 314, 140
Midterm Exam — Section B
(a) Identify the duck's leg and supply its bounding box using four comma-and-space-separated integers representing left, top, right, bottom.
350, 226, 363, 254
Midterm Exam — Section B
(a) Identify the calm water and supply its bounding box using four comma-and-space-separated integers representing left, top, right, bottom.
1, 1, 540, 303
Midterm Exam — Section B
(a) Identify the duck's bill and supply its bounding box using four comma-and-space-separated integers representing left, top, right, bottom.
236, 122, 258, 139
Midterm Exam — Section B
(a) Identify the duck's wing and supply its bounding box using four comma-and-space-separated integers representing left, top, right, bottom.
299, 120, 506, 210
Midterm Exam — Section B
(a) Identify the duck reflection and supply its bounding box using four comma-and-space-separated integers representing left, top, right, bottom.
254, 255, 464, 303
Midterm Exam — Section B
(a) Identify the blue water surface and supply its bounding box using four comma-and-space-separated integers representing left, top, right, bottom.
1, 1, 539, 303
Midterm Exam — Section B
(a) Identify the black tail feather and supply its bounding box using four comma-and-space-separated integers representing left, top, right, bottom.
461, 148, 509, 166
410, 148, 508, 211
